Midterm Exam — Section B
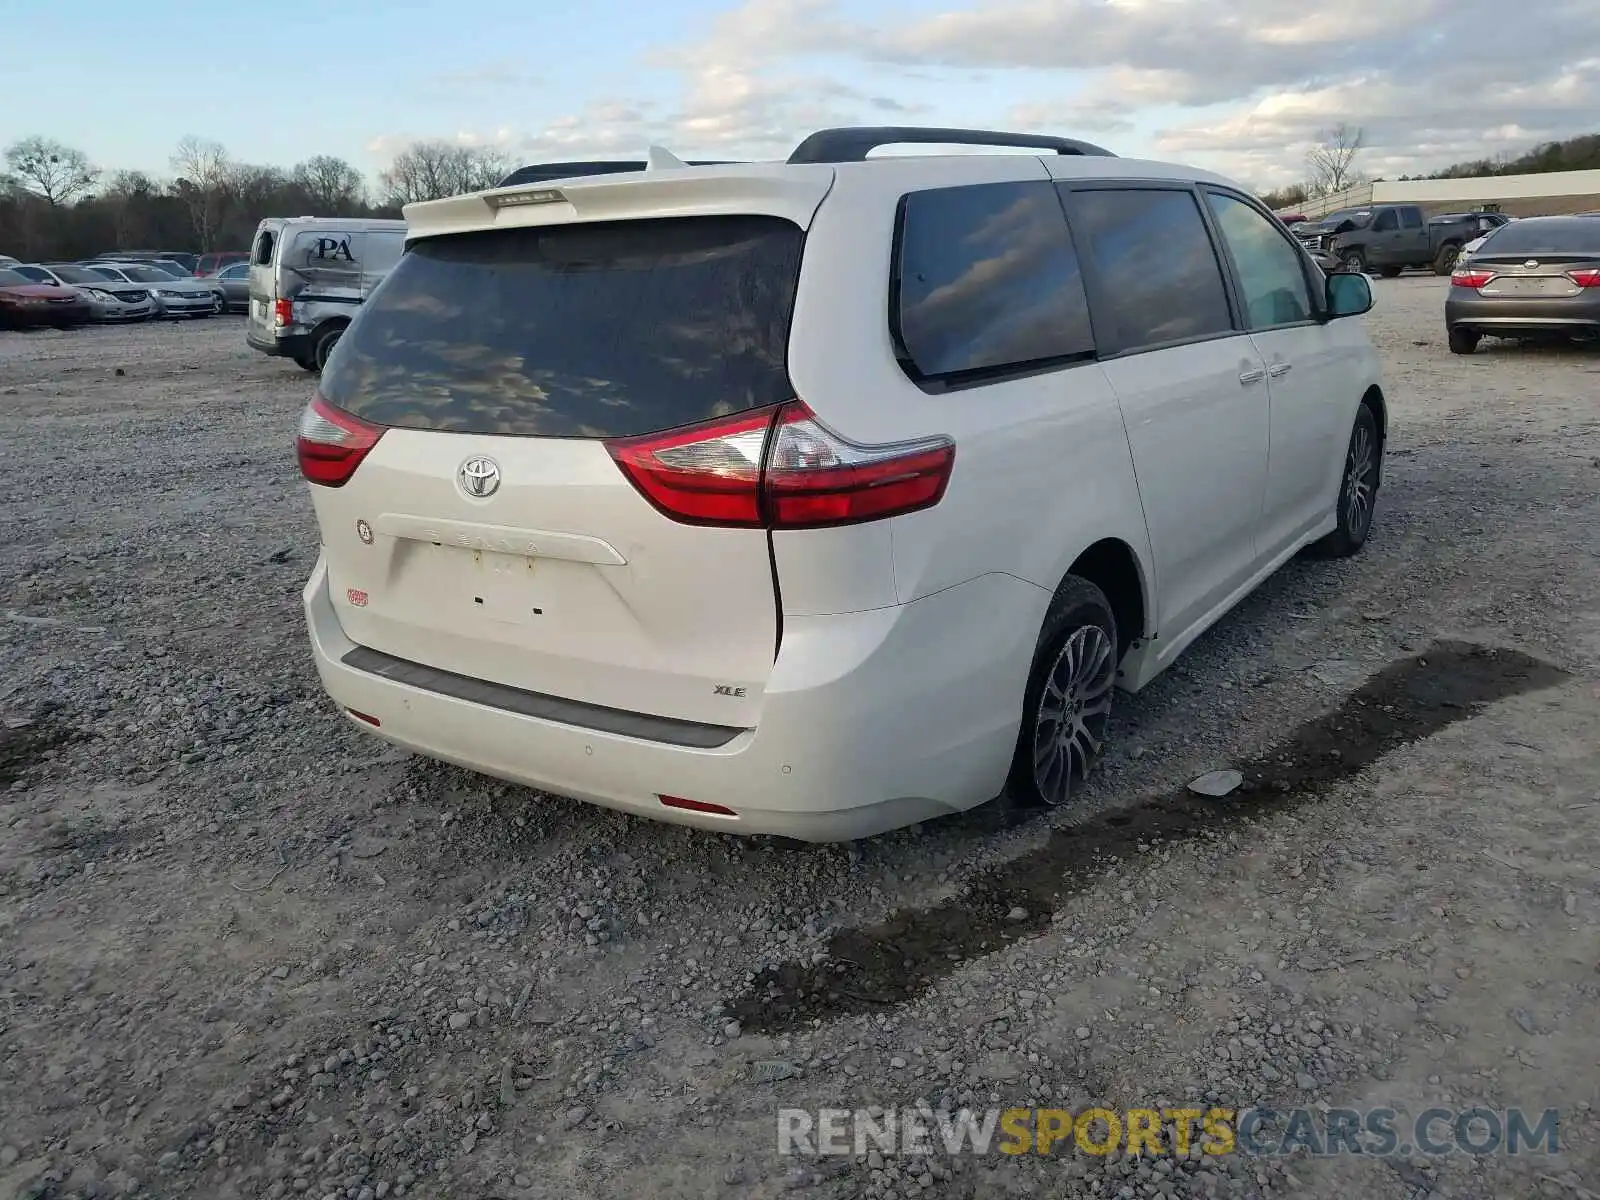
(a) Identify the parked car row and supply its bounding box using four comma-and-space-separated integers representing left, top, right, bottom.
87, 249, 250, 277
0, 256, 253, 329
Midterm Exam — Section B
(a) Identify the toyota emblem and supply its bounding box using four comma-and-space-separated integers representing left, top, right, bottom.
1525, 259, 1540, 269
458, 456, 501, 499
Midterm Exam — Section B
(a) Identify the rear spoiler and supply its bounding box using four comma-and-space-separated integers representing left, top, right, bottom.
495, 156, 741, 189
405, 162, 834, 242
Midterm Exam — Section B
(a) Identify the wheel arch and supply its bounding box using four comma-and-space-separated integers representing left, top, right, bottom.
310, 314, 352, 339
1360, 383, 1388, 484
1062, 537, 1150, 660
1360, 383, 1387, 444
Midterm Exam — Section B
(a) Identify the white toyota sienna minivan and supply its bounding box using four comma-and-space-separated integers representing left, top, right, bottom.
295, 127, 1385, 842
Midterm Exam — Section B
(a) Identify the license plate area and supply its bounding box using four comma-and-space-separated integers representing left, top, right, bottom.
448, 545, 540, 625
1484, 276, 1574, 296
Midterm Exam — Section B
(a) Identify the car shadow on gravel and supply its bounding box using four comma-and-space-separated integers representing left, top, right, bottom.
726, 640, 1568, 1034
1473, 336, 1600, 360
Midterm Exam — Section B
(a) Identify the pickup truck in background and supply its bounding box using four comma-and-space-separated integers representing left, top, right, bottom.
1292, 205, 1512, 276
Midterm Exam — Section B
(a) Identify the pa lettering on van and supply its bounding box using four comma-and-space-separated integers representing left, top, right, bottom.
310, 236, 356, 263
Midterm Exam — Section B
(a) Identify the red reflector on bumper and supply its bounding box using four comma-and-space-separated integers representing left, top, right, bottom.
346, 708, 381, 727
659, 795, 737, 817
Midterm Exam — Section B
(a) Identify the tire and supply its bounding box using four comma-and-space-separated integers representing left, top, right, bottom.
1448, 327, 1480, 355
311, 323, 346, 372
1378, 265, 1403, 279
1006, 576, 1119, 809
1310, 404, 1381, 559
1340, 248, 1367, 274
212, 293, 227, 315
1433, 243, 1462, 275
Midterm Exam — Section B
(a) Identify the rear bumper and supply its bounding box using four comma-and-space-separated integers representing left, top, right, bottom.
1446, 291, 1600, 333
303, 556, 1046, 841
247, 328, 309, 358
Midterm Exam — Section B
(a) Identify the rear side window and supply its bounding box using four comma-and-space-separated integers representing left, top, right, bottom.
893, 180, 1093, 381
1061, 187, 1234, 352
1401, 209, 1422, 229
251, 230, 275, 266
319, 215, 804, 439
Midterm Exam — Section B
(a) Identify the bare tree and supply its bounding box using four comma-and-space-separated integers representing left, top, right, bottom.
3, 136, 99, 206
170, 136, 232, 250
1306, 123, 1366, 197
229, 163, 292, 226
378, 141, 511, 207
100, 169, 158, 248
292, 155, 368, 214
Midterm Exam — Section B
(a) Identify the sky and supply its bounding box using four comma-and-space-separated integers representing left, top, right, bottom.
4, 0, 1600, 192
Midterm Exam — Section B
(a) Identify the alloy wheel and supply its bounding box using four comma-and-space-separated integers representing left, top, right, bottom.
1345, 422, 1376, 537
1032, 624, 1116, 806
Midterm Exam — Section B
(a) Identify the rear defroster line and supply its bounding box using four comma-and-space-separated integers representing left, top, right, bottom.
725, 641, 1569, 1033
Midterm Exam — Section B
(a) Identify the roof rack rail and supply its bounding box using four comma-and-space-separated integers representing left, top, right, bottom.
495, 158, 741, 188
786, 126, 1116, 164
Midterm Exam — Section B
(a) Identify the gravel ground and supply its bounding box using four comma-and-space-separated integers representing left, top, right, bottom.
1, 286, 1598, 1200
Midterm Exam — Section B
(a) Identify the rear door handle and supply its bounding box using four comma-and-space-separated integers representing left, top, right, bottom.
1268, 361, 1292, 377
1239, 367, 1266, 385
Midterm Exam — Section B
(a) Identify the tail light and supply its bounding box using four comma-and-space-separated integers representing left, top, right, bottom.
606, 400, 955, 530
273, 298, 293, 327
1451, 269, 1496, 288
1566, 269, 1600, 288
297, 393, 384, 487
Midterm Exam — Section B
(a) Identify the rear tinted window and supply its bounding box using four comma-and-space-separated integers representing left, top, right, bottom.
1478, 219, 1600, 254
893, 180, 1094, 381
1061, 187, 1234, 352
319, 215, 803, 438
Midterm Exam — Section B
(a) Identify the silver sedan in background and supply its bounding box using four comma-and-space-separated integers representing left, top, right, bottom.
12, 263, 155, 322
203, 261, 251, 313
82, 263, 217, 318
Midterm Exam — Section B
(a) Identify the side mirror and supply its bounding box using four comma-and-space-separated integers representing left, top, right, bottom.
1325, 271, 1373, 318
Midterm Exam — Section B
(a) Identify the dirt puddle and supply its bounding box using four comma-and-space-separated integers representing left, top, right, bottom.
729, 641, 1568, 1033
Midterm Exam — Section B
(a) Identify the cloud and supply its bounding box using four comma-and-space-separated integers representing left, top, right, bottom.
366, 0, 1600, 189
1155, 56, 1600, 185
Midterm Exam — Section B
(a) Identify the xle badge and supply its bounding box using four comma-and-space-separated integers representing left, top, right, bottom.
713, 685, 747, 698
356, 519, 374, 544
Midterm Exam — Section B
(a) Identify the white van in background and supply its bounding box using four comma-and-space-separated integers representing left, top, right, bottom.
245, 217, 406, 372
